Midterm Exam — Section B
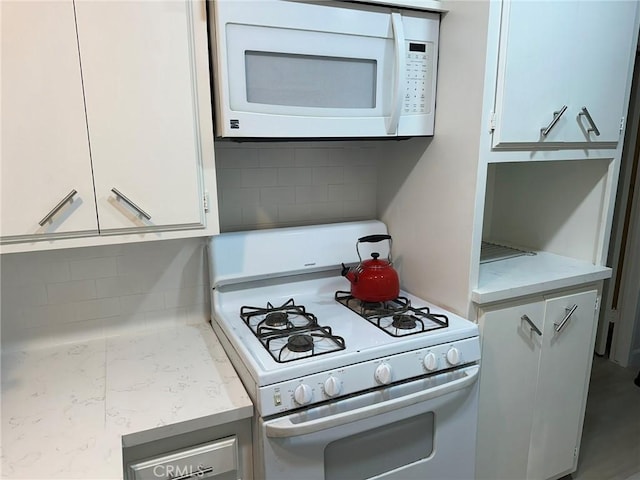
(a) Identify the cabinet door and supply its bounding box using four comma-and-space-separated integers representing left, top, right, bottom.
492, 0, 575, 147
476, 299, 545, 480
565, 1, 638, 144
75, 1, 205, 234
0, 0, 98, 242
527, 289, 598, 480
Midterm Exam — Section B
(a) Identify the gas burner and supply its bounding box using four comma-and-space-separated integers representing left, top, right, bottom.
240, 298, 317, 336
287, 334, 314, 352
240, 299, 346, 363
392, 314, 417, 330
334, 290, 448, 337
265, 312, 289, 327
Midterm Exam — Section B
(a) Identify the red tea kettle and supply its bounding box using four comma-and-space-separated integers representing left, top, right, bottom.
341, 234, 400, 303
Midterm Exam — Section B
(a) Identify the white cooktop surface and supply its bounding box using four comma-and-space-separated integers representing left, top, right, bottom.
212, 273, 478, 386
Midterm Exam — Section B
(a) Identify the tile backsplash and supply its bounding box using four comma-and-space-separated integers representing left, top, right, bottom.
215, 142, 380, 231
1, 142, 381, 350
1, 239, 209, 350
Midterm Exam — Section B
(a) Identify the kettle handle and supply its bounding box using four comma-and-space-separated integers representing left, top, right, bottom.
356, 234, 393, 263
358, 234, 391, 243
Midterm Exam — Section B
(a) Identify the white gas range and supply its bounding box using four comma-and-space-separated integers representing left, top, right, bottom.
208, 220, 481, 479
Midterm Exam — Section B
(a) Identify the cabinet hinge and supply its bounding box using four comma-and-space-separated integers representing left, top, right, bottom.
489, 111, 496, 133
574, 447, 578, 458
595, 297, 600, 312
203, 191, 210, 213
620, 116, 625, 133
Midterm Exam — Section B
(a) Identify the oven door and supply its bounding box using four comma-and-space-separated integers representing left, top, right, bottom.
255, 365, 479, 480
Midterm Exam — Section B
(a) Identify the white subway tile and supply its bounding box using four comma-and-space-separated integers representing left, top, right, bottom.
22, 303, 77, 328
74, 298, 121, 321
185, 303, 210, 325
70, 257, 117, 281
216, 168, 243, 188
221, 187, 260, 207
214, 147, 259, 169
145, 308, 188, 330
46, 280, 97, 305
119, 293, 165, 315
277, 167, 312, 186
259, 148, 295, 167
343, 200, 376, 219
242, 206, 279, 226
344, 164, 377, 184
1, 259, 71, 286
357, 183, 377, 203
242, 168, 278, 187
312, 166, 344, 185
294, 148, 330, 167
277, 204, 312, 223
328, 184, 359, 202
96, 275, 145, 298
1, 284, 48, 308
295, 185, 328, 203
260, 186, 295, 205
218, 203, 242, 229
164, 286, 208, 309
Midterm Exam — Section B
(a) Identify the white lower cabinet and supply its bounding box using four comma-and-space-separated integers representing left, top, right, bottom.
476, 287, 599, 480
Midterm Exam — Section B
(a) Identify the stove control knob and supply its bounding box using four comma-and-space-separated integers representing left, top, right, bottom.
423, 352, 438, 371
293, 383, 313, 405
375, 363, 393, 385
446, 347, 461, 366
324, 376, 341, 397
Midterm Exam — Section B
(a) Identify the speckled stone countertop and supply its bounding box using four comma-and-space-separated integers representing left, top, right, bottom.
1, 323, 253, 479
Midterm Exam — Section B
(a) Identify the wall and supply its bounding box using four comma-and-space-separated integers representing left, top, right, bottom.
0, 239, 209, 350
215, 141, 380, 231
378, 0, 490, 316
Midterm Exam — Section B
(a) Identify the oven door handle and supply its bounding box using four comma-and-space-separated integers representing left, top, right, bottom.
265, 365, 479, 438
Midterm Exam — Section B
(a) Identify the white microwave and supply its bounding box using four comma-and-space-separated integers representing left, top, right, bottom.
207, 0, 440, 139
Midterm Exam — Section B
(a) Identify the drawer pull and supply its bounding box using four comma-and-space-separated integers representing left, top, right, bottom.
111, 187, 151, 220
38, 189, 78, 226
541, 105, 567, 136
554, 304, 578, 333
521, 314, 542, 336
579, 106, 601, 136
169, 465, 214, 480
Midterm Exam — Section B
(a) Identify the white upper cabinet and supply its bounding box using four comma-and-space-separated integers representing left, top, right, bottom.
0, 1, 98, 241
75, 1, 205, 234
491, 0, 638, 149
1, 0, 217, 252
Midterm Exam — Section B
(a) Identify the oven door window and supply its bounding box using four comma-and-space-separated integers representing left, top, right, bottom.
245, 51, 377, 109
324, 412, 434, 480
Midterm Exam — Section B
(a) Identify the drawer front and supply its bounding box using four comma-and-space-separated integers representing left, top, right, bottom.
128, 436, 238, 480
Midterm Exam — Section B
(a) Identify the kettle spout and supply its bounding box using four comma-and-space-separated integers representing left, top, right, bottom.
341, 263, 357, 283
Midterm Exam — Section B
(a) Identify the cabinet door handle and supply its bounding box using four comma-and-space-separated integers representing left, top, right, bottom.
111, 188, 151, 220
554, 304, 578, 333
579, 106, 601, 136
38, 189, 78, 226
541, 105, 567, 136
521, 314, 542, 336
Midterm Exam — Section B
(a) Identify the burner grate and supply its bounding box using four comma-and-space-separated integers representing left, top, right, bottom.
240, 298, 346, 363
334, 291, 448, 337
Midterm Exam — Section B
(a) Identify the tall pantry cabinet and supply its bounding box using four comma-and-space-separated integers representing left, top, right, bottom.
473, 1, 640, 480
0, 0, 219, 254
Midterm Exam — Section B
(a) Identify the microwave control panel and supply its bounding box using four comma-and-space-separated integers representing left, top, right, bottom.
404, 42, 431, 115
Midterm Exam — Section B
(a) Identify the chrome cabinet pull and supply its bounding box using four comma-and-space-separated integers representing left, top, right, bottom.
111, 188, 151, 220
38, 189, 78, 226
579, 106, 601, 136
554, 304, 578, 333
521, 314, 542, 336
541, 105, 567, 136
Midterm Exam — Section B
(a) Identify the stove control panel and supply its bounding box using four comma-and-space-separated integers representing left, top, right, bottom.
258, 336, 481, 416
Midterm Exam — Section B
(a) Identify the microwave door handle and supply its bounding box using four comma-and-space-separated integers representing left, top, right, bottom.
386, 12, 406, 135
265, 365, 479, 438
